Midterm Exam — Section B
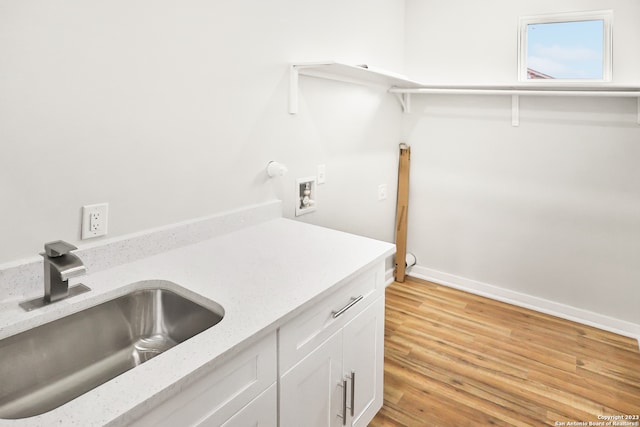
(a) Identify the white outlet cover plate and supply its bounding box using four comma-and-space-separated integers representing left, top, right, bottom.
378, 184, 387, 201
81, 203, 109, 239
317, 164, 326, 185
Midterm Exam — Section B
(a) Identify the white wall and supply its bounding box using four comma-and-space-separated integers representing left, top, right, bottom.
0, 0, 405, 264
3, 0, 638, 332
405, 0, 640, 85
403, 0, 640, 328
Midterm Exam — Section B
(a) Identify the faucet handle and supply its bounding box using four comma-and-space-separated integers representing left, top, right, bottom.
44, 240, 78, 257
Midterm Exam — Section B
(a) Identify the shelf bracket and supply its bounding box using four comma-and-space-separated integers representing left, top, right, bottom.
512, 95, 520, 127
394, 92, 411, 113
289, 65, 299, 115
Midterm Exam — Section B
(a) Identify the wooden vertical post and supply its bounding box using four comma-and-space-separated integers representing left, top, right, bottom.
394, 143, 411, 283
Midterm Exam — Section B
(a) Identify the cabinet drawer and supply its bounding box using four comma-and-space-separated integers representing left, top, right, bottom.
219, 383, 277, 427
279, 262, 383, 374
130, 332, 277, 427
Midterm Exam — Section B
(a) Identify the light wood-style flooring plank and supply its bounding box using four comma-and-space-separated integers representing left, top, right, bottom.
369, 277, 640, 427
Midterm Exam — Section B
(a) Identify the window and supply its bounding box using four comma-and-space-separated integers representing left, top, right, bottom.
518, 10, 613, 82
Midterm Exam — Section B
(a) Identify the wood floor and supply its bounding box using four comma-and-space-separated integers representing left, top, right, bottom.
369, 277, 640, 427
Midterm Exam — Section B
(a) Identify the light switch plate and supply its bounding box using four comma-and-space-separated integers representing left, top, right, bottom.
378, 184, 387, 201
317, 164, 326, 185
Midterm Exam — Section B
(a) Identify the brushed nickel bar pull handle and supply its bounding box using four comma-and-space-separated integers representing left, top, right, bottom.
350, 370, 355, 417
341, 378, 348, 426
332, 295, 364, 319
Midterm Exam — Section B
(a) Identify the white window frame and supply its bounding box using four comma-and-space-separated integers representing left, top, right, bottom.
518, 10, 613, 83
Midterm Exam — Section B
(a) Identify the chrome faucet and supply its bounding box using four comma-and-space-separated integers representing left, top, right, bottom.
19, 240, 91, 311
42, 241, 87, 302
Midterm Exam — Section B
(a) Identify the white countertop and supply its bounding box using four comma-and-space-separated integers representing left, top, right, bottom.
0, 218, 395, 426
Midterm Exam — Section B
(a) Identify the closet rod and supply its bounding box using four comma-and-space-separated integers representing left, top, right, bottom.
389, 88, 640, 97
389, 87, 640, 125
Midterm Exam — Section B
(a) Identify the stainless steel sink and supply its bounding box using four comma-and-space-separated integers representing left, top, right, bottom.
0, 286, 224, 419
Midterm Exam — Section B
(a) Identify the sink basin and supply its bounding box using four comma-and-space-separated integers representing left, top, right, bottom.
0, 286, 224, 419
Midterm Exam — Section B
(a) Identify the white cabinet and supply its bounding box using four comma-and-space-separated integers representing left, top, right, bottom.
280, 293, 385, 427
129, 332, 277, 427
128, 261, 386, 427
343, 296, 385, 427
279, 264, 384, 373
221, 384, 277, 427
280, 329, 344, 427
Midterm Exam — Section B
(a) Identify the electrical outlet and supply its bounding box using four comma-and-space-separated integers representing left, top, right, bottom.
89, 211, 101, 232
378, 184, 387, 201
82, 203, 108, 239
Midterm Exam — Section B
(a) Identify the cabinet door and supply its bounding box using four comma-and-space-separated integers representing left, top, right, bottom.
280, 330, 344, 427
343, 296, 385, 427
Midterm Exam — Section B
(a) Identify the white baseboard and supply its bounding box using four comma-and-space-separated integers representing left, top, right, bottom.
385, 268, 395, 287
409, 265, 640, 348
